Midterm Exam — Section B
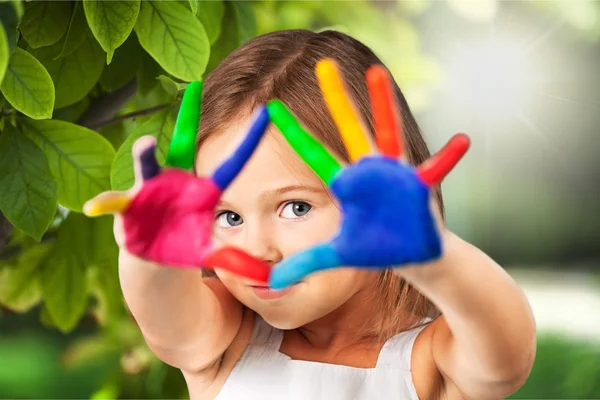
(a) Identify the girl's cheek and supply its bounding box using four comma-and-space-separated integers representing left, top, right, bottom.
212, 225, 243, 248
278, 209, 338, 252
213, 268, 243, 292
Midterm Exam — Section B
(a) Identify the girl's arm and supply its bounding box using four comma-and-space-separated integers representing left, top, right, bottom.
397, 230, 536, 399
118, 249, 243, 373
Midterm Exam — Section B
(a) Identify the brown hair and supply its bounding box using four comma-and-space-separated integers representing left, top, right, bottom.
197, 30, 441, 340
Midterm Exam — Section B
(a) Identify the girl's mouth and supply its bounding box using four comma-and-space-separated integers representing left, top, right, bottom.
250, 283, 299, 300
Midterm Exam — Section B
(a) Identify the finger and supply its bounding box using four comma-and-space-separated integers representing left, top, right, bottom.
211, 106, 270, 191
366, 65, 403, 159
417, 133, 471, 186
83, 191, 131, 217
204, 247, 270, 284
316, 59, 373, 162
269, 243, 341, 290
140, 144, 160, 180
132, 136, 159, 186
165, 81, 203, 170
267, 100, 343, 186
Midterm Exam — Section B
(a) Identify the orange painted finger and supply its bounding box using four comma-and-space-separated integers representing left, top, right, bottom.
366, 65, 403, 158
417, 134, 471, 186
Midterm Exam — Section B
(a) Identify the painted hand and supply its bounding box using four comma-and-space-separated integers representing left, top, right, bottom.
267, 60, 470, 289
84, 82, 271, 283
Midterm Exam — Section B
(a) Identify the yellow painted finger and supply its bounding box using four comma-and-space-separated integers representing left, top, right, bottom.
83, 192, 132, 217
316, 59, 371, 161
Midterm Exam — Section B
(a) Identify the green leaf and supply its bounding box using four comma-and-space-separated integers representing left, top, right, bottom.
0, 124, 57, 240
0, 47, 54, 119
157, 75, 187, 99
19, 1, 71, 49
41, 213, 90, 333
9, 0, 23, 18
111, 107, 176, 191
121, 77, 173, 119
0, 24, 7, 84
0, 243, 51, 312
0, 1, 20, 55
88, 215, 117, 268
52, 97, 90, 124
231, 2, 256, 44
206, 2, 239, 73
62, 334, 120, 369
21, 119, 115, 212
195, 0, 224, 44
86, 215, 122, 324
90, 381, 120, 400
26, 38, 66, 67
11, 0, 23, 18
137, 50, 162, 96
99, 34, 142, 92
83, 0, 141, 64
88, 261, 122, 325
99, 120, 127, 150
32, 32, 104, 109
189, 0, 198, 15
134, 1, 209, 81
39, 303, 56, 328
56, 1, 89, 59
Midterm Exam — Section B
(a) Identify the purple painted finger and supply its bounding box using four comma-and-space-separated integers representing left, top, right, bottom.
140, 144, 160, 181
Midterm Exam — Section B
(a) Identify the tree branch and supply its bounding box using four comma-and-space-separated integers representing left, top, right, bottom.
87, 103, 172, 130
78, 79, 138, 131
0, 213, 12, 251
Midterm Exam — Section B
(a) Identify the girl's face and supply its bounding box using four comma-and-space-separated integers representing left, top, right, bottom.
196, 114, 378, 329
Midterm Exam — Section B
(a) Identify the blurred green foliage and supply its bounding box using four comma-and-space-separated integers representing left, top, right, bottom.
2, 314, 600, 399
1, 0, 599, 398
510, 335, 600, 399
0, 0, 445, 397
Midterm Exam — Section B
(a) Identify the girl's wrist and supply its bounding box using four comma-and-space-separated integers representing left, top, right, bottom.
393, 229, 459, 283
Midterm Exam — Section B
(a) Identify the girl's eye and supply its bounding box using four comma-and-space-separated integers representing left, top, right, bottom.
216, 211, 244, 228
280, 201, 312, 219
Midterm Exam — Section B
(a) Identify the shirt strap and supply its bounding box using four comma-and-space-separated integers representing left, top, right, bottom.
376, 323, 428, 369
240, 313, 284, 362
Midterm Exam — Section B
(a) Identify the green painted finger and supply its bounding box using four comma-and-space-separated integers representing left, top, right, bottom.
165, 81, 203, 170
267, 100, 342, 185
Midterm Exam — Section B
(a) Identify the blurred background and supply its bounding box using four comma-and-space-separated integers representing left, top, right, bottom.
1, 0, 599, 398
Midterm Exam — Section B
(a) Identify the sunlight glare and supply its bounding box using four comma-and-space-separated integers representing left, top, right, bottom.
450, 38, 535, 120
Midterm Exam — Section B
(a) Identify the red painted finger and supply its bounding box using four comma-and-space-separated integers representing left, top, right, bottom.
417, 134, 471, 186
366, 65, 403, 158
204, 247, 270, 283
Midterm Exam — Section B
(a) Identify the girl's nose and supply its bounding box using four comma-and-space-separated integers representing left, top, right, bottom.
243, 225, 282, 266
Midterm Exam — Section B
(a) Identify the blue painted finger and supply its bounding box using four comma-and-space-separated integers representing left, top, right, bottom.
212, 106, 270, 191
269, 243, 341, 290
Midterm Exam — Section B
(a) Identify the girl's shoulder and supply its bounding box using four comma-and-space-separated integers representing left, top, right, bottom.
410, 316, 468, 400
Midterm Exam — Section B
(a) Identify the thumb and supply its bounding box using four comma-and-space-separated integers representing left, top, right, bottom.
269, 243, 341, 289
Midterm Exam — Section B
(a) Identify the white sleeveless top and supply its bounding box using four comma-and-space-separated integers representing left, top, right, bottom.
215, 315, 426, 399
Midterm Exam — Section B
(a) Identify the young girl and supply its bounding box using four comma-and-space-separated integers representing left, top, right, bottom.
88, 30, 536, 399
